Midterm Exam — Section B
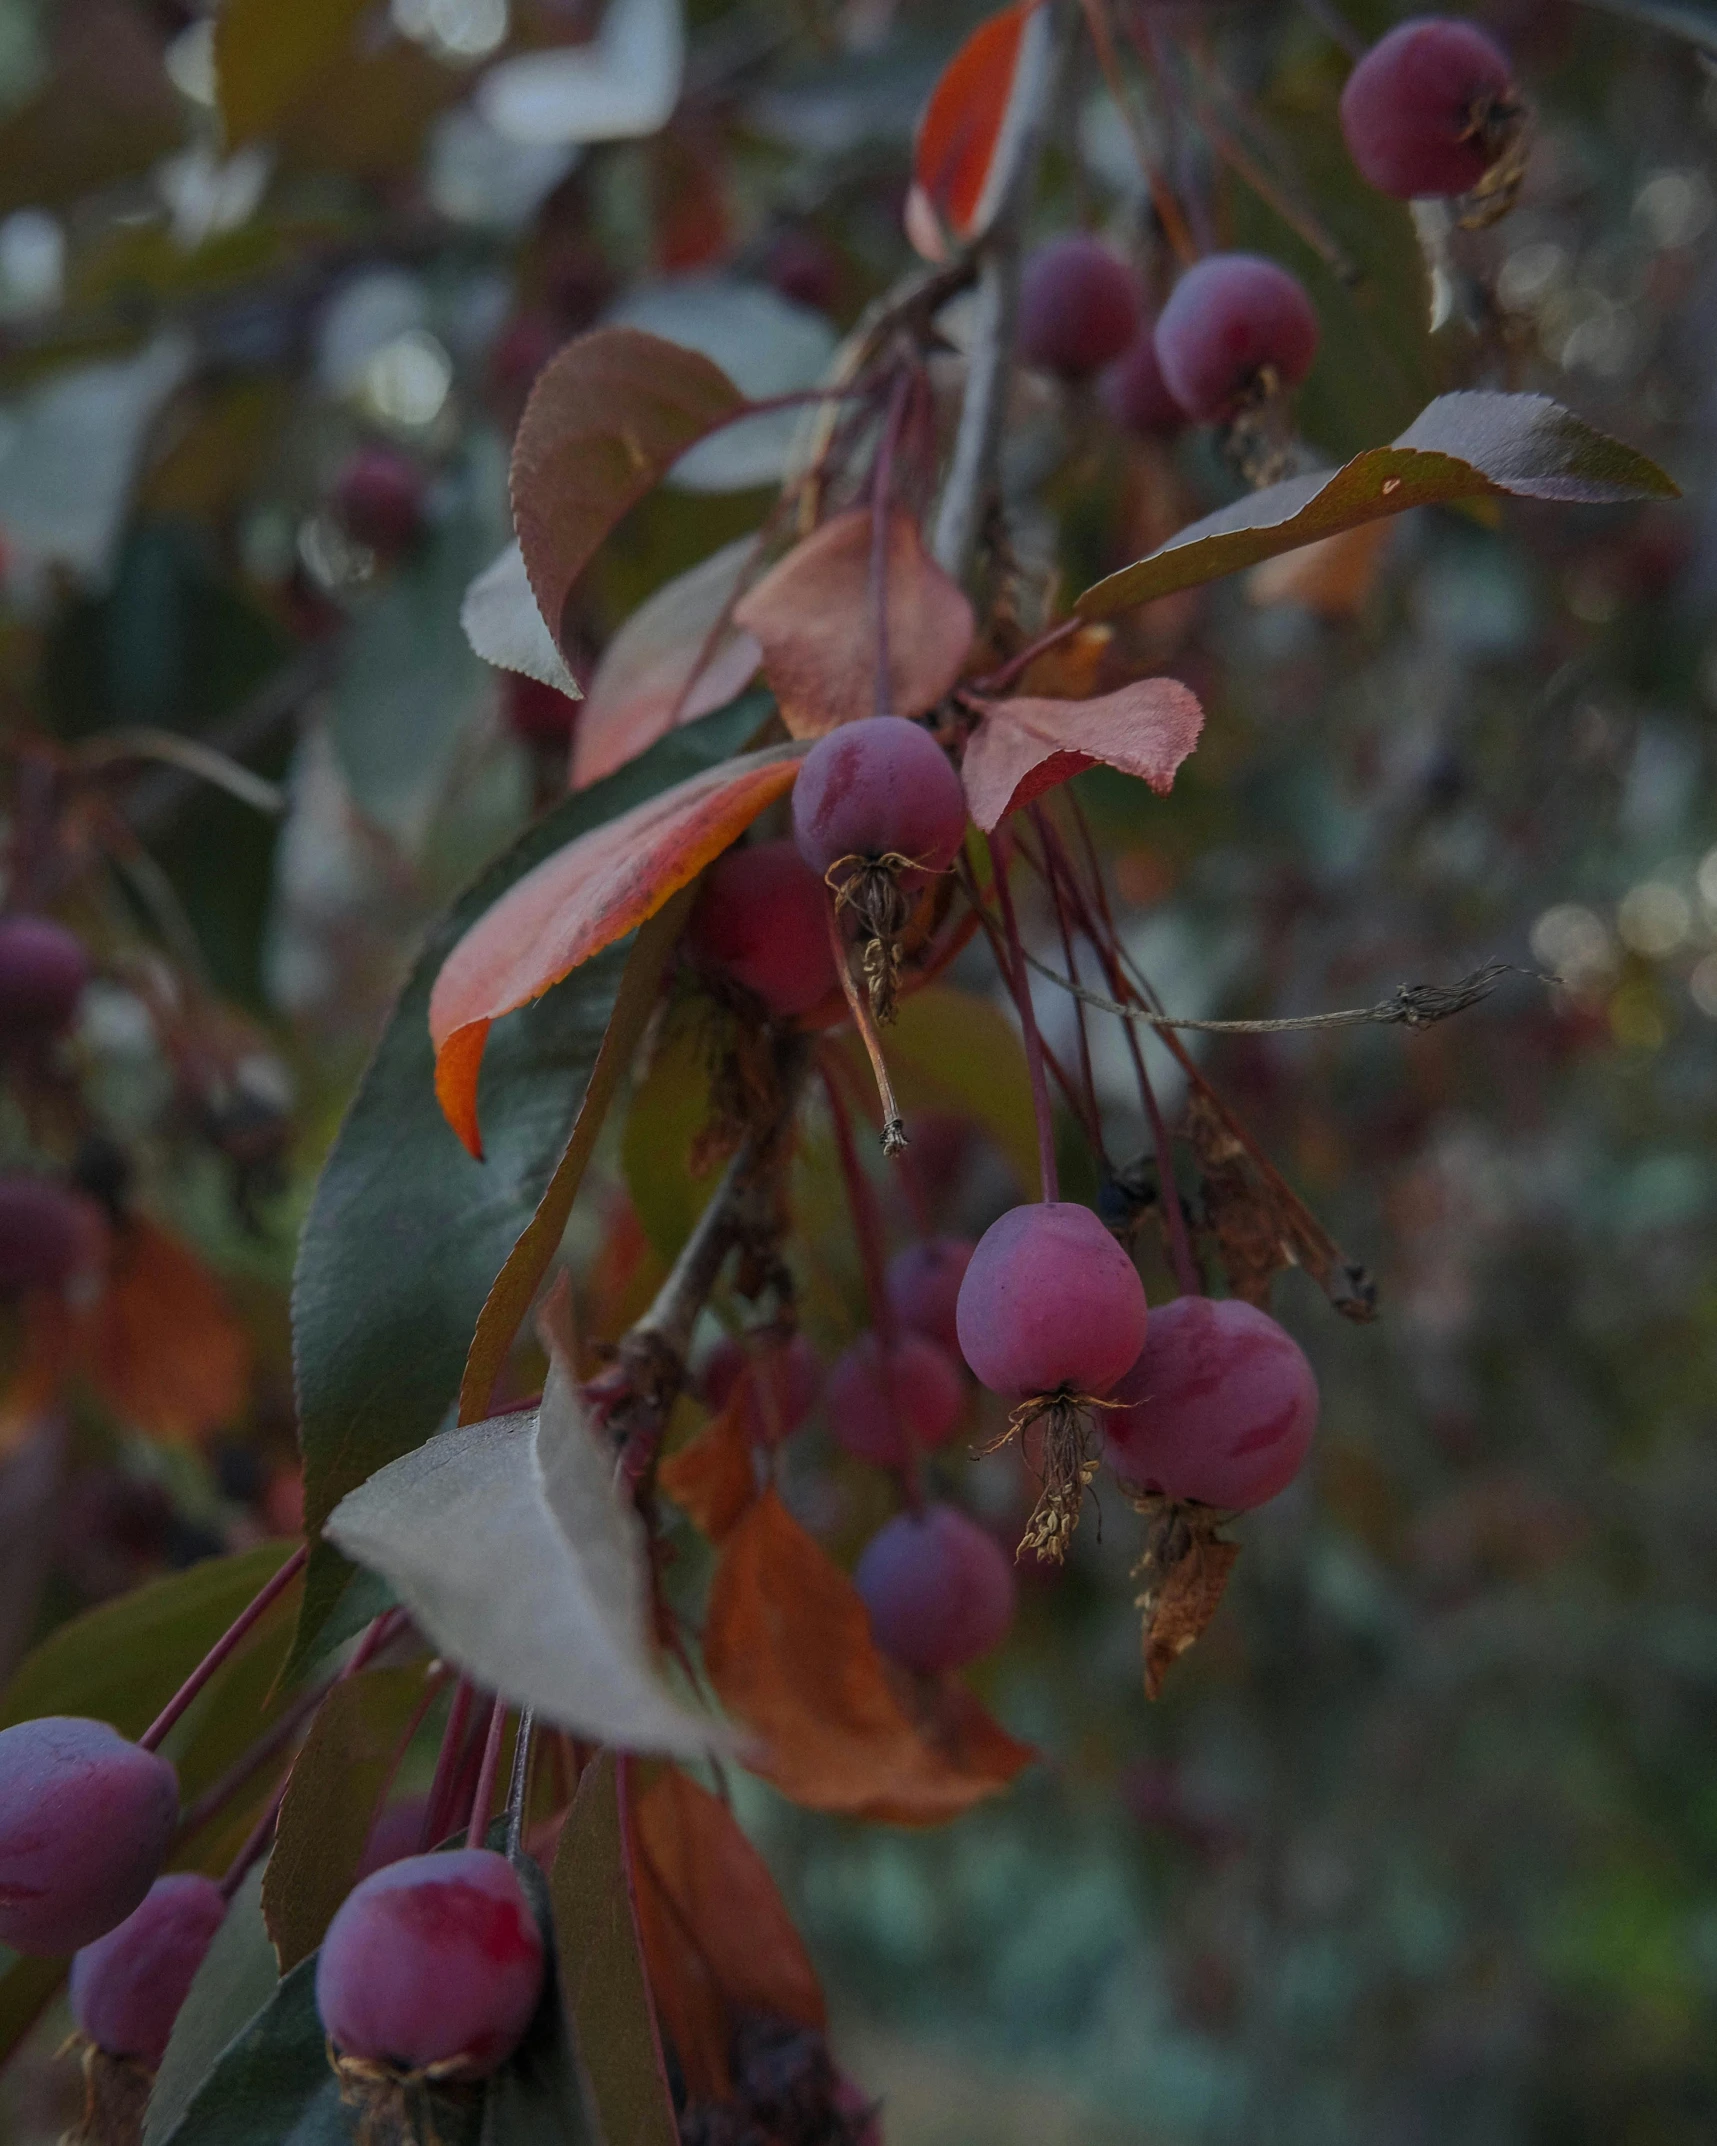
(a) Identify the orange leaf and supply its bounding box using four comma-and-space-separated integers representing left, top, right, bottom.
960, 677, 1204, 831
512, 327, 747, 659
908, 2, 1053, 261
632, 1765, 825, 2100
89, 1220, 250, 1443
659, 1398, 757, 1546
703, 1490, 1033, 1822
430, 746, 805, 1155
733, 509, 974, 738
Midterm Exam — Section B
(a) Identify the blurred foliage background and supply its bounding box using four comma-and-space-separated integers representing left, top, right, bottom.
0, 0, 1715, 2139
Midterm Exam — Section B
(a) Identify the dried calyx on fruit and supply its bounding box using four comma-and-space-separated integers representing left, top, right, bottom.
956, 1203, 1148, 1561
791, 716, 968, 1028
1340, 16, 1526, 222
1153, 253, 1319, 483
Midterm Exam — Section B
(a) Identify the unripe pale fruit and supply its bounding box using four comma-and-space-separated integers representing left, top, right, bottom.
316, 1848, 545, 2080
70, 1872, 225, 2067
0, 1176, 105, 1298
956, 1202, 1146, 1401
332, 445, 426, 556
0, 915, 90, 1041
686, 840, 839, 1019
1018, 236, 1142, 380
1340, 17, 1515, 200
790, 718, 968, 883
855, 1503, 1017, 1673
1106, 1294, 1318, 1509
826, 1330, 963, 1467
886, 1237, 975, 1354
0, 1717, 178, 1955
1153, 255, 1320, 423
701, 1330, 823, 1445
1099, 326, 1185, 439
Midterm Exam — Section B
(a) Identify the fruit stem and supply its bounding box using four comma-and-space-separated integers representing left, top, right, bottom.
465, 1696, 509, 1851
992, 839, 1060, 1205
1028, 808, 1108, 1165
139, 1542, 308, 1752
503, 1708, 536, 1862
825, 897, 905, 1154
420, 1677, 477, 1853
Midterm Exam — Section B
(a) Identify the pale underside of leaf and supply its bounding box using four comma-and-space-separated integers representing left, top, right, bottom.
477, 0, 685, 147
960, 677, 1205, 831
325, 1360, 728, 1756
461, 540, 584, 697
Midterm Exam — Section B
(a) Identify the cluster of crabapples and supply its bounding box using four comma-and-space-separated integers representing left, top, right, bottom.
1012, 15, 1522, 440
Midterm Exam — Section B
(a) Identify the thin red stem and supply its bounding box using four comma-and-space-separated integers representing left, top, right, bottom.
1029, 809, 1107, 1167
140, 1543, 307, 1752
466, 1697, 509, 1850
869, 368, 912, 720
992, 839, 1059, 1204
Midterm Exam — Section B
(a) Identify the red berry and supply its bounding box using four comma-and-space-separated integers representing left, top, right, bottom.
1153, 255, 1320, 423
700, 1330, 823, 1445
0, 1718, 178, 1955
332, 446, 426, 557
885, 1237, 974, 1354
69, 1872, 225, 2067
955, 1202, 1146, 1401
1340, 17, 1516, 200
1106, 1294, 1318, 1509
316, 1848, 545, 2080
686, 840, 840, 1020
1098, 325, 1185, 439
1018, 237, 1142, 380
854, 1502, 1016, 1673
0, 1177, 105, 1297
790, 718, 967, 883
826, 1330, 964, 1467
504, 671, 580, 748
0, 915, 90, 1041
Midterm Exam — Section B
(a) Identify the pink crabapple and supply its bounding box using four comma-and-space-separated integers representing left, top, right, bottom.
825, 1329, 964, 1468
1340, 17, 1518, 201
69, 1872, 226, 2068
1018, 236, 1143, 380
855, 1502, 1017, 1674
1153, 255, 1320, 424
686, 840, 840, 1020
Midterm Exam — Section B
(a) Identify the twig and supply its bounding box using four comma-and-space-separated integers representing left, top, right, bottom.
140, 1544, 308, 1751
503, 1708, 536, 1861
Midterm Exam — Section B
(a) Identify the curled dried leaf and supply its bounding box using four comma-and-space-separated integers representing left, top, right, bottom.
1130, 1497, 1240, 1701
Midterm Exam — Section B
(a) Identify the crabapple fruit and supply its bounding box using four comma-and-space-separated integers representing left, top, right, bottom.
686, 840, 839, 1019
1340, 17, 1516, 201
1153, 255, 1320, 423
855, 1503, 1017, 1674
790, 718, 967, 883
826, 1330, 963, 1467
315, 1848, 545, 2080
885, 1237, 975, 1354
1099, 325, 1185, 439
1018, 236, 1142, 380
701, 1329, 823, 1445
0, 1176, 104, 1297
332, 445, 426, 557
0, 1717, 178, 1955
69, 1872, 226, 2067
956, 1202, 1146, 1401
1106, 1293, 1318, 1509
0, 914, 90, 1042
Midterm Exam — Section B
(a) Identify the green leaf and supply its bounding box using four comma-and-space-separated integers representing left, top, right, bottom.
215, 0, 367, 146
550, 1752, 678, 2146
1075, 392, 1679, 620
144, 1867, 278, 2146
262, 1668, 430, 1973
481, 1857, 593, 2146
291, 694, 771, 1667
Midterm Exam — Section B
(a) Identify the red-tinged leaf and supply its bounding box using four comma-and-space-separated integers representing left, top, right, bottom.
908, 1, 1053, 261
862, 1675, 1035, 1826
512, 327, 748, 660
960, 678, 1204, 831
703, 1490, 1032, 1822
572, 540, 762, 790
430, 744, 804, 1156
1076, 391, 1679, 620
733, 508, 974, 738
658, 1396, 757, 1546
631, 1765, 825, 2099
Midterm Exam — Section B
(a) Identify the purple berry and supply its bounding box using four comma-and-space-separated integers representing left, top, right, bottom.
0, 915, 90, 1041
316, 1849, 545, 2081
1106, 1294, 1318, 1509
333, 446, 426, 557
686, 840, 840, 1020
955, 1202, 1146, 1402
701, 1330, 823, 1446
1153, 255, 1320, 423
826, 1330, 964, 1467
1340, 17, 1516, 201
69, 1872, 225, 2067
1018, 236, 1142, 380
791, 718, 968, 884
855, 1503, 1016, 1673
1098, 325, 1185, 439
0, 1176, 104, 1298
0, 1718, 178, 1955
885, 1237, 975, 1354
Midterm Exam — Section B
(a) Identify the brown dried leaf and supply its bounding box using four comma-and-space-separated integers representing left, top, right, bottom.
1131, 1500, 1240, 1701
733, 508, 974, 737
